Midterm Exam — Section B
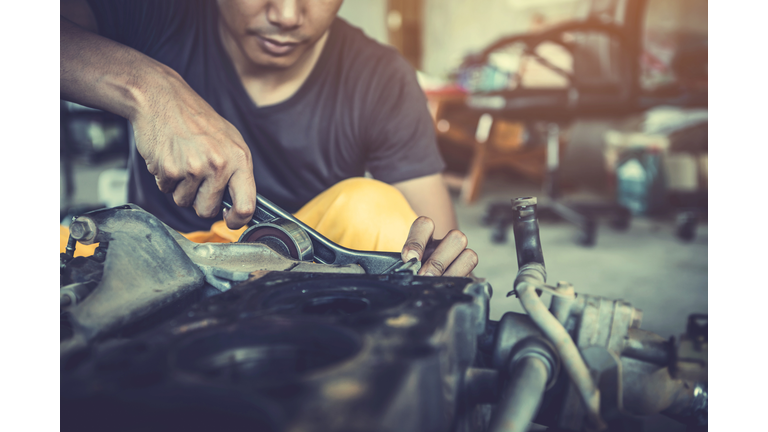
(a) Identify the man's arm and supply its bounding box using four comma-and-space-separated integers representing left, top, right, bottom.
60, 0, 256, 229
360, 48, 476, 277
393, 173, 457, 238
394, 174, 478, 278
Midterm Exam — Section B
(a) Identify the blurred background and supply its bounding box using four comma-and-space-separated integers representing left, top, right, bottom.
60, 3, 707, 430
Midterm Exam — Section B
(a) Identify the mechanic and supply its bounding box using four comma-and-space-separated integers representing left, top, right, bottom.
60, 0, 478, 277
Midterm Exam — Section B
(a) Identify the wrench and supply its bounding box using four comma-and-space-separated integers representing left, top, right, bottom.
223, 197, 417, 275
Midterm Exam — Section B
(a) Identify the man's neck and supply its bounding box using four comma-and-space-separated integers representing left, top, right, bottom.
219, 25, 329, 107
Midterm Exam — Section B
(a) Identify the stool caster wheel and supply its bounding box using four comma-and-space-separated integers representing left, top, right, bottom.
610, 208, 632, 231
676, 212, 698, 242
491, 225, 508, 244
578, 219, 597, 247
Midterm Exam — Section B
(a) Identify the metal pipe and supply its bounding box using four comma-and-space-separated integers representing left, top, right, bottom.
549, 282, 575, 325
622, 328, 671, 366
489, 356, 549, 432
515, 283, 603, 429
662, 382, 707, 428
65, 234, 77, 257
509, 197, 605, 430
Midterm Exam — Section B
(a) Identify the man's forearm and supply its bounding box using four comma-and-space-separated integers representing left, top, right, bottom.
394, 173, 459, 239
60, 16, 174, 121
61, 14, 259, 228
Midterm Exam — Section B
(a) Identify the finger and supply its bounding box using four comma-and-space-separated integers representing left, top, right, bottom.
193, 175, 228, 219
442, 249, 479, 277
418, 229, 468, 276
153, 160, 184, 194
401, 216, 435, 263
154, 170, 183, 194
172, 175, 204, 208
224, 168, 257, 230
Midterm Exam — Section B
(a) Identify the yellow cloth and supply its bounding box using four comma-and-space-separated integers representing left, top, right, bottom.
60, 178, 418, 257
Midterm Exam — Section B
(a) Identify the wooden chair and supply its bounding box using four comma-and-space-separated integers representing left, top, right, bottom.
426, 91, 563, 204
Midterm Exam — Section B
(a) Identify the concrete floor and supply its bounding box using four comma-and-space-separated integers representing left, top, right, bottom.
62, 161, 706, 431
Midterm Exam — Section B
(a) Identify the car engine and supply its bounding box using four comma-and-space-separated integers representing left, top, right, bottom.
60, 198, 707, 432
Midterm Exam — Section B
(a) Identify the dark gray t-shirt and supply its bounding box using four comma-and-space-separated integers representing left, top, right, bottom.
86, 0, 445, 232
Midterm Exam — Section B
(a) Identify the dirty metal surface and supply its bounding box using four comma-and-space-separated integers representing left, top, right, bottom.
60, 205, 366, 355
61, 271, 491, 432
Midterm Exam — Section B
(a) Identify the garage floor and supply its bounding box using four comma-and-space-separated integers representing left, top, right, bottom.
61, 161, 707, 431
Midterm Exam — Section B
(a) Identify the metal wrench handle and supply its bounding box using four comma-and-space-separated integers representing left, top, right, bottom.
223, 197, 404, 274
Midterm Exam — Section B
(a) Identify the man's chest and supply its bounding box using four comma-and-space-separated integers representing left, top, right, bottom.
154, 41, 369, 176
238, 76, 305, 108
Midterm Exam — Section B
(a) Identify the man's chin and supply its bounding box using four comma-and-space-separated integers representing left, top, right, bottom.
247, 52, 302, 70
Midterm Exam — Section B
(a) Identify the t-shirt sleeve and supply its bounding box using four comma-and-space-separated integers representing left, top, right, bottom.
362, 52, 446, 184
85, 0, 180, 52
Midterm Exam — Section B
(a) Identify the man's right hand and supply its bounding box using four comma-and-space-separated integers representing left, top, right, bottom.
61, 5, 257, 230
130, 71, 257, 230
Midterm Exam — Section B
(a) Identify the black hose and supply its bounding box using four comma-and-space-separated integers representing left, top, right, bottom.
510, 197, 545, 268
508, 197, 604, 428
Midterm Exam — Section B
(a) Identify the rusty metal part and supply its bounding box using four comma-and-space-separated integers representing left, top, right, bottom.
238, 217, 313, 261
569, 295, 642, 357
550, 292, 703, 429
663, 381, 707, 428
495, 301, 704, 431
671, 314, 708, 382
170, 231, 363, 292
60, 281, 98, 308
60, 206, 206, 354
224, 198, 404, 274
60, 205, 366, 355
69, 217, 98, 243
553, 292, 677, 429
620, 357, 693, 417
492, 308, 700, 430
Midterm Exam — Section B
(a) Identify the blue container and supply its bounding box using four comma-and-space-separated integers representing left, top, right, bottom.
616, 150, 667, 216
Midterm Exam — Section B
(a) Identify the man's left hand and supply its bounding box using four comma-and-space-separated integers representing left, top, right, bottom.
401, 216, 478, 278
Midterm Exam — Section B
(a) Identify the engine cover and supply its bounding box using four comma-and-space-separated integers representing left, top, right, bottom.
61, 271, 492, 432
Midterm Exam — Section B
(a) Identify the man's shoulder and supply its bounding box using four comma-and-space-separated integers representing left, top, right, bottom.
330, 18, 411, 76
331, 18, 391, 53
85, 0, 208, 47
